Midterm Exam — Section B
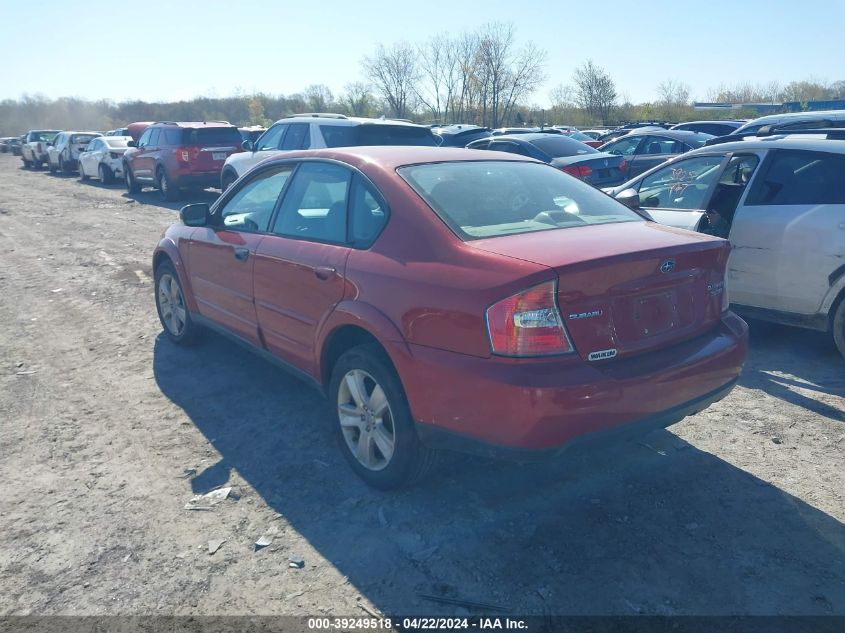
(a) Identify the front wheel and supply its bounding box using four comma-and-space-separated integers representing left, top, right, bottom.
329, 345, 437, 490
154, 262, 199, 345
833, 297, 845, 359
79, 162, 89, 181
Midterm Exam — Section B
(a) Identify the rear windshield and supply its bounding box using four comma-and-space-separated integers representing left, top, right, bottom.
531, 135, 597, 157
31, 131, 59, 142
399, 160, 642, 240
180, 127, 242, 146
687, 133, 715, 147
71, 134, 99, 144
105, 137, 130, 148
320, 124, 437, 148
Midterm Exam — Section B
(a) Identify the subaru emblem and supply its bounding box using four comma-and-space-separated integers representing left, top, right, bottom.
660, 259, 676, 273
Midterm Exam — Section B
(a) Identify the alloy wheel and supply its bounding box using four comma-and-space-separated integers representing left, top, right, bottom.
157, 273, 187, 336
337, 369, 396, 471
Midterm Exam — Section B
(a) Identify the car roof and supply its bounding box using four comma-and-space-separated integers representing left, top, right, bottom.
689, 136, 845, 154
613, 129, 712, 141
273, 115, 430, 129
258, 146, 536, 171
150, 121, 234, 128
735, 110, 845, 133
671, 120, 742, 128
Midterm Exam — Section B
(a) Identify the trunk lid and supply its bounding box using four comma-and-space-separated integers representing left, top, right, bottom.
470, 221, 729, 361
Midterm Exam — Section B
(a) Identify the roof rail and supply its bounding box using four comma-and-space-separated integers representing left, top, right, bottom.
290, 113, 348, 119
705, 125, 845, 146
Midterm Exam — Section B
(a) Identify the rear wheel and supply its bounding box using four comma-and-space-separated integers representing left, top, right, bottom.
329, 345, 437, 490
31, 159, 41, 170
59, 154, 71, 174
124, 163, 140, 192
98, 163, 112, 184
157, 167, 179, 201
154, 262, 199, 345
833, 297, 845, 359
22, 158, 31, 168
79, 162, 89, 181
48, 159, 57, 174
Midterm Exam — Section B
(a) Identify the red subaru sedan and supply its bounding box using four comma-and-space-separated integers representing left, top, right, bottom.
153, 147, 748, 489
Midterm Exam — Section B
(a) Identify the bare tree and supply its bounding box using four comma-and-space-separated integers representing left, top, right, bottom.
338, 82, 376, 117
656, 79, 691, 119
303, 84, 334, 112
416, 33, 461, 123
361, 43, 419, 119
573, 60, 617, 124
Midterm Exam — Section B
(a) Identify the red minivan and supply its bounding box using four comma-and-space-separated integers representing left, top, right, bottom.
153, 147, 748, 489
124, 121, 242, 200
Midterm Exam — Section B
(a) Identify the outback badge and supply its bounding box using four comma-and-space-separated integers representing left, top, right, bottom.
588, 348, 618, 361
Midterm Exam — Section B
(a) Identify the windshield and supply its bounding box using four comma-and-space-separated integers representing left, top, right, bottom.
320, 124, 437, 148
180, 127, 242, 146
399, 160, 642, 240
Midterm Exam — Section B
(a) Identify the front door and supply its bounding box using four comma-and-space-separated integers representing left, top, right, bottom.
187, 165, 295, 344
253, 161, 353, 374
729, 149, 845, 314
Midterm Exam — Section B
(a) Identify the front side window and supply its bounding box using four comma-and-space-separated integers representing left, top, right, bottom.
638, 136, 682, 155
745, 150, 845, 205
488, 141, 530, 157
637, 155, 725, 210
272, 162, 351, 243
256, 124, 287, 151
604, 136, 642, 156
219, 167, 293, 232
281, 123, 309, 150
147, 129, 161, 146
137, 129, 152, 147
399, 160, 643, 240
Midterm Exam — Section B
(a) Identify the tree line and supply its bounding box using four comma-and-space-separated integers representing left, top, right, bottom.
2, 22, 844, 135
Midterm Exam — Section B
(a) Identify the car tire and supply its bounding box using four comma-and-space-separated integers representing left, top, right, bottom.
329, 344, 438, 490
99, 163, 112, 184
22, 158, 30, 168
157, 167, 179, 201
79, 163, 89, 181
154, 261, 199, 345
221, 171, 237, 192
833, 296, 845, 359
31, 159, 41, 170
59, 154, 71, 174
48, 160, 57, 174
124, 163, 140, 193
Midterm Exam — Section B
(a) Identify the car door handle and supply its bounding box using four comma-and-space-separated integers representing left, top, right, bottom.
314, 266, 336, 281
233, 247, 250, 262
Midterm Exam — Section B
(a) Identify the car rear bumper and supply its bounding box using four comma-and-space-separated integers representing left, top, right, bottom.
170, 171, 222, 189
401, 312, 748, 453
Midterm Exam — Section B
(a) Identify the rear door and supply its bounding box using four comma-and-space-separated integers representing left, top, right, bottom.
728, 149, 845, 314
253, 161, 353, 374
132, 128, 157, 181
187, 165, 294, 344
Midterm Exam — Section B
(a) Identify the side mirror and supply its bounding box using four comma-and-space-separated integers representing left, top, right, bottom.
242, 140, 254, 151
127, 140, 136, 147
180, 203, 210, 227
615, 188, 641, 209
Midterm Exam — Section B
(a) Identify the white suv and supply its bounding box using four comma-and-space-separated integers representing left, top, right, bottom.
220, 113, 437, 190
606, 130, 845, 357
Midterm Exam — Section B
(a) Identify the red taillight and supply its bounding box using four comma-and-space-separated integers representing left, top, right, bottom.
561, 165, 593, 179
618, 159, 628, 173
485, 280, 574, 357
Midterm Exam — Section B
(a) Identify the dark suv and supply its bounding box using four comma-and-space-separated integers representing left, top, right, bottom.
123, 121, 242, 200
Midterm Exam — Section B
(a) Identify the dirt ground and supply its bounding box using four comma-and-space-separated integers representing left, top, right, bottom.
0, 154, 843, 618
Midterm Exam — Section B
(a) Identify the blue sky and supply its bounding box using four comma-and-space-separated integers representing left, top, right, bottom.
2, 0, 843, 105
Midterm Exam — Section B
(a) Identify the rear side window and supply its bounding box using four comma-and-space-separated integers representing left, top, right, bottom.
639, 137, 683, 155
745, 150, 845, 205
399, 160, 642, 240
161, 129, 181, 145
181, 127, 242, 146
71, 134, 98, 144
272, 162, 351, 243
319, 124, 437, 148
349, 176, 387, 247
488, 141, 531, 156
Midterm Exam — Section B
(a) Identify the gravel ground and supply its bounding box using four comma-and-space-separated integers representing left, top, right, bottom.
0, 155, 843, 618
